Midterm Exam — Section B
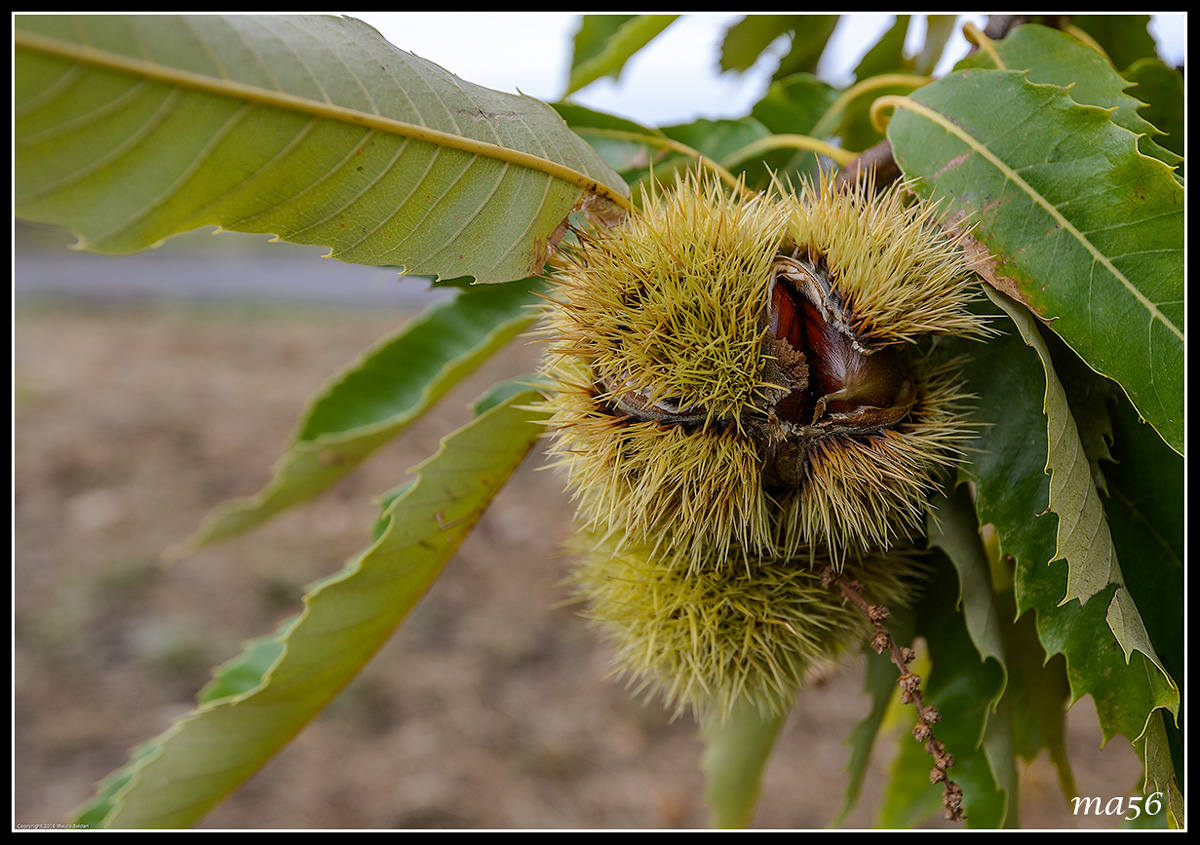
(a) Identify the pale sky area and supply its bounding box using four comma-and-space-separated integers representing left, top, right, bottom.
352, 12, 1186, 126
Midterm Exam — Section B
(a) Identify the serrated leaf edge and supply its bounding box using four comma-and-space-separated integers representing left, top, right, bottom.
877, 82, 1181, 344
15, 27, 633, 214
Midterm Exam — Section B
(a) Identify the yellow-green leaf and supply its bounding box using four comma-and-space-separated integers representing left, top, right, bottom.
73, 389, 548, 828
174, 279, 540, 554
15, 14, 629, 284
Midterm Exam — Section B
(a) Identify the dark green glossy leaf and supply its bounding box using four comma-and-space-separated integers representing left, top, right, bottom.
956, 24, 1182, 172
887, 68, 1183, 455
1069, 15, 1157, 72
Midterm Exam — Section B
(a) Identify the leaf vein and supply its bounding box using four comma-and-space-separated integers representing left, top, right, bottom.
897, 94, 1182, 343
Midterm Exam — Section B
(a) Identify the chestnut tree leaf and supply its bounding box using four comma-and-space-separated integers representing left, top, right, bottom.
1069, 14, 1157, 73
566, 14, 678, 95
912, 15, 958, 76
986, 287, 1174, 673
551, 102, 687, 185
1136, 711, 1184, 828
747, 73, 842, 183
926, 486, 1007, 686
834, 606, 916, 826
749, 72, 840, 136
172, 278, 541, 555
955, 24, 1182, 173
1123, 57, 1185, 160
700, 702, 787, 829
951, 296, 1179, 765
885, 68, 1183, 456
73, 388, 550, 828
15, 14, 629, 284
852, 15, 911, 80
718, 15, 805, 73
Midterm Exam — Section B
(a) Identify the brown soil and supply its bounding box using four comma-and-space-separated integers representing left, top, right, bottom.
14, 296, 1140, 830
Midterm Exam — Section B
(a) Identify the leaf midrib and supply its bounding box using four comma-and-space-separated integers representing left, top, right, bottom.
885, 90, 1182, 343
15, 27, 633, 213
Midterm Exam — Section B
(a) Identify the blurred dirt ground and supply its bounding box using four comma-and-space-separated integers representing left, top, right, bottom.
14, 296, 1142, 830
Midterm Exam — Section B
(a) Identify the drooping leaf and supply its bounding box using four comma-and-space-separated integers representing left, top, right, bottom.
1136, 710, 1184, 828
719, 15, 803, 73
174, 278, 541, 554
566, 14, 678, 95
774, 16, 840, 79
1045, 333, 1122, 495
852, 15, 911, 80
886, 68, 1184, 455
15, 14, 629, 284
951, 294, 1179, 759
926, 486, 1007, 689
931, 472, 1082, 825
1003, 616, 1075, 804
718, 15, 839, 80
1099, 390, 1184, 686
923, 500, 1015, 829
912, 15, 957, 76
700, 702, 787, 828
1099, 388, 1184, 822
73, 388, 549, 828
985, 288, 1172, 676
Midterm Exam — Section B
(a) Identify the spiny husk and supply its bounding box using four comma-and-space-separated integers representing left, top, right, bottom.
541, 357, 770, 567
543, 349, 975, 566
570, 531, 922, 722
774, 355, 978, 557
787, 175, 986, 346
544, 169, 786, 426
539, 167, 989, 565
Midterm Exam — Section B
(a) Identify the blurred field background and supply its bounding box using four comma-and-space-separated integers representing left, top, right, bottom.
13, 218, 1143, 829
